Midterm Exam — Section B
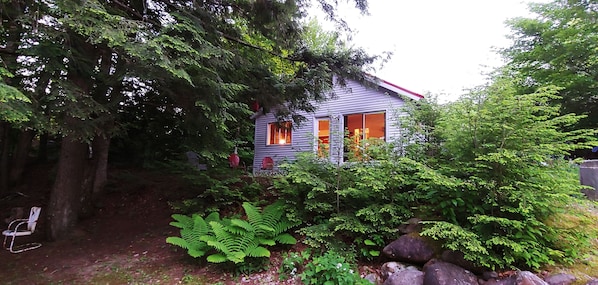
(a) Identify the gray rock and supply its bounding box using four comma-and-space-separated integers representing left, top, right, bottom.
365, 273, 382, 285
482, 276, 516, 285
481, 271, 499, 281
383, 267, 424, 285
380, 262, 408, 280
382, 233, 437, 264
440, 250, 489, 275
515, 271, 548, 285
544, 273, 576, 285
423, 259, 479, 285
586, 279, 598, 285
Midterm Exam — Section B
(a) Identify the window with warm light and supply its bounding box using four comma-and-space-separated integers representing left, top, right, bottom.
267, 121, 292, 145
317, 118, 330, 157
344, 112, 385, 160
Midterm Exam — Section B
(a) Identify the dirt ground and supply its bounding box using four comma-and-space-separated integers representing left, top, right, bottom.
0, 166, 299, 285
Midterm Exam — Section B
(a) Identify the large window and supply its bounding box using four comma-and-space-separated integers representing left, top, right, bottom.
267, 121, 292, 145
344, 112, 385, 159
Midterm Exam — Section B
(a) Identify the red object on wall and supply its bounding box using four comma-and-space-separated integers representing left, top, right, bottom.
229, 153, 240, 168
251, 101, 260, 112
261, 157, 274, 170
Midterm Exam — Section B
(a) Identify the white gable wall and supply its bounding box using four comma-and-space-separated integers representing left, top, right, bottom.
252, 79, 409, 174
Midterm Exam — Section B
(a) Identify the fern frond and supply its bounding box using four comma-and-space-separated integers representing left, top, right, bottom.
243, 202, 263, 227
169, 214, 193, 229
258, 238, 276, 246
207, 253, 228, 263
274, 233, 297, 245
247, 246, 271, 258
166, 237, 188, 249
230, 219, 254, 233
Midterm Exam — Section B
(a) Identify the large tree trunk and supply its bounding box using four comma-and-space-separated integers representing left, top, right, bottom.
46, 124, 88, 241
9, 129, 35, 186
0, 123, 10, 194
92, 133, 111, 200
78, 132, 111, 218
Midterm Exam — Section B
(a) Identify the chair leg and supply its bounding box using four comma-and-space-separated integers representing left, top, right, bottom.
3, 234, 41, 253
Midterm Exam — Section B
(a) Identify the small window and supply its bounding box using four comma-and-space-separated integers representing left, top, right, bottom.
317, 118, 330, 157
267, 121, 292, 145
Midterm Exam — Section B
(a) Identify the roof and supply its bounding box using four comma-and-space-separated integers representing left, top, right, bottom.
365, 74, 424, 101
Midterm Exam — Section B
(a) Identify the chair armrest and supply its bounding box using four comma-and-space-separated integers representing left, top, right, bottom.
7, 218, 28, 230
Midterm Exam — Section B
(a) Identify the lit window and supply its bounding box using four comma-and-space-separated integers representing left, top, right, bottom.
317, 118, 330, 157
267, 121, 292, 145
344, 112, 385, 160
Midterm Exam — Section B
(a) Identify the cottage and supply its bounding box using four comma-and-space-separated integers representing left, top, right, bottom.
251, 77, 423, 174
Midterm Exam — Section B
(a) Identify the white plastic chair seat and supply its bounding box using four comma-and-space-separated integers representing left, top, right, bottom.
3, 228, 34, 237
2, 207, 42, 253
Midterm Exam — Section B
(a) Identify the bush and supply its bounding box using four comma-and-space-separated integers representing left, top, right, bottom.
299, 251, 369, 285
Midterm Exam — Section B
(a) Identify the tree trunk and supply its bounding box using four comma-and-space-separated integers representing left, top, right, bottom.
0, 123, 10, 194
9, 129, 35, 186
92, 133, 111, 200
46, 119, 88, 241
37, 132, 49, 163
78, 132, 111, 218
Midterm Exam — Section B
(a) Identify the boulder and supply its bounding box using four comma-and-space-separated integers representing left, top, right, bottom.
423, 259, 479, 285
515, 271, 548, 285
586, 280, 598, 285
440, 250, 489, 275
382, 233, 437, 264
482, 276, 516, 285
383, 267, 424, 285
380, 262, 408, 280
544, 273, 576, 285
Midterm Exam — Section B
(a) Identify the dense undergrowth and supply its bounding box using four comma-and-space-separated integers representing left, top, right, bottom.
166, 78, 598, 282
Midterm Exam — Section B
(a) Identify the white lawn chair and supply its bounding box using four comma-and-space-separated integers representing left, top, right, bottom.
2, 206, 42, 253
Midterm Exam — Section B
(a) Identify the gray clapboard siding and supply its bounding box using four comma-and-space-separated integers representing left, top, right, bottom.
252, 79, 420, 174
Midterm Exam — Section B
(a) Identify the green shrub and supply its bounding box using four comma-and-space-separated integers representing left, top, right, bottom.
299, 251, 369, 285
276, 153, 420, 252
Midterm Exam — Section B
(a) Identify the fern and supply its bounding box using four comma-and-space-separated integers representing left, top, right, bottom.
166, 212, 220, 258
167, 201, 297, 266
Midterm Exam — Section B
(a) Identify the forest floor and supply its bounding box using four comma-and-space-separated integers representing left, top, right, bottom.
0, 165, 302, 285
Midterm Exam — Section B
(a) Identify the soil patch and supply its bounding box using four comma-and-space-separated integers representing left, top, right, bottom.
0, 166, 298, 284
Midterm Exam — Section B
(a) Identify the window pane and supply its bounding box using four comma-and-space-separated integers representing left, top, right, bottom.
365, 112, 385, 140
317, 119, 329, 157
268, 122, 292, 145
345, 114, 364, 143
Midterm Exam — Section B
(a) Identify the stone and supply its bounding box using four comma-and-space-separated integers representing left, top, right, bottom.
482, 276, 517, 285
586, 280, 598, 285
364, 273, 382, 285
544, 273, 576, 285
380, 262, 407, 280
383, 267, 424, 285
440, 250, 489, 275
423, 259, 479, 285
382, 233, 437, 264
515, 271, 548, 285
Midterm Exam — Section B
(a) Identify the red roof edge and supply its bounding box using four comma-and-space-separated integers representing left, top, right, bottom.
380, 79, 424, 99
365, 73, 424, 100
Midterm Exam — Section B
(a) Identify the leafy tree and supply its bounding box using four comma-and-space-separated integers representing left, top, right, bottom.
0, 0, 380, 240
418, 75, 597, 269
503, 0, 598, 148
